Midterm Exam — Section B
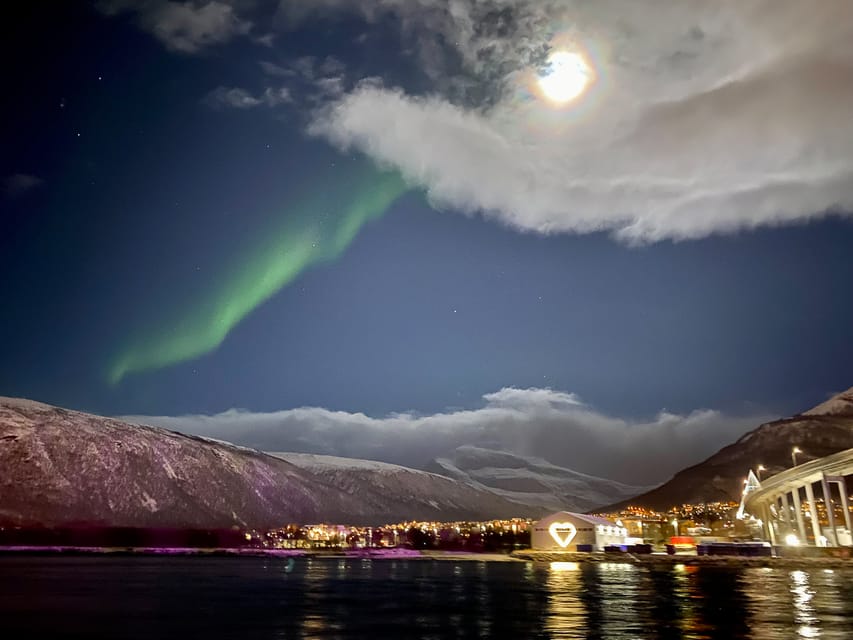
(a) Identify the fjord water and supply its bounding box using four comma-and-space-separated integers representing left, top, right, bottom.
1, 557, 852, 639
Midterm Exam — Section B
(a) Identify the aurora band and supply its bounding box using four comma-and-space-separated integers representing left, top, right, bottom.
108, 168, 408, 384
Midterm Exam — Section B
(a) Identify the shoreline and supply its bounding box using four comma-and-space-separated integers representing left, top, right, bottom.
1, 546, 852, 568
510, 550, 853, 569
0, 546, 519, 562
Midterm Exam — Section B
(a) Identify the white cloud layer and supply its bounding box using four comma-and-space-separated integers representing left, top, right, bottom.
125, 387, 770, 484
303, 0, 853, 242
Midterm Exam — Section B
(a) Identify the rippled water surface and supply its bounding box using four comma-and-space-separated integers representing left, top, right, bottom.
1, 556, 852, 638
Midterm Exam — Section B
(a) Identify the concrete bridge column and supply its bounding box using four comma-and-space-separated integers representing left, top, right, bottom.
774, 495, 785, 537
780, 492, 794, 534
825, 475, 852, 543
791, 487, 807, 543
761, 502, 776, 545
837, 477, 852, 538
820, 473, 839, 547
805, 482, 823, 545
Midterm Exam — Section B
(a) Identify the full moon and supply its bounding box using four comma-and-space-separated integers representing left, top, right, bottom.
537, 51, 593, 105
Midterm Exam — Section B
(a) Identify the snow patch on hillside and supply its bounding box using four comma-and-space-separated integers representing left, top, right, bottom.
271, 452, 444, 479
0, 397, 56, 411
803, 387, 853, 417
429, 446, 652, 513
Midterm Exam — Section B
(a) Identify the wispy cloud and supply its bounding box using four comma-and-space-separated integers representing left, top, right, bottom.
4, 173, 43, 196
125, 387, 771, 485
258, 60, 293, 78
203, 85, 292, 109
301, 0, 853, 243
257, 55, 348, 103
99, 0, 252, 53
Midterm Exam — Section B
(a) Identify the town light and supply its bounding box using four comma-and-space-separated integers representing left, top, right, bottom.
757, 465, 766, 480
785, 533, 800, 546
792, 447, 802, 467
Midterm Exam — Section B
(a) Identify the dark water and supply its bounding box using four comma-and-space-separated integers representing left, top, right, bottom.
1, 557, 852, 639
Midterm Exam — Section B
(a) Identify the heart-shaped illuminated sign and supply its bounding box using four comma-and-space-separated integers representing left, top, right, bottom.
548, 522, 578, 548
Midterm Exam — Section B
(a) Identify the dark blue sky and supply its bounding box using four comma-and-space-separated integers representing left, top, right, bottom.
2, 1, 852, 425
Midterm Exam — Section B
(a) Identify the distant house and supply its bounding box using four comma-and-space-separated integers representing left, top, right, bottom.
531, 511, 628, 551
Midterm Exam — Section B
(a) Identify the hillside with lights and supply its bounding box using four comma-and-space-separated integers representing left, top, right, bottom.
603, 387, 853, 511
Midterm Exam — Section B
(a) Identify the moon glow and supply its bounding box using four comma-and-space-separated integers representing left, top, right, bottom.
537, 51, 593, 106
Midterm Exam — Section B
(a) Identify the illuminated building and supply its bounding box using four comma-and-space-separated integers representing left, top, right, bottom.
531, 511, 628, 551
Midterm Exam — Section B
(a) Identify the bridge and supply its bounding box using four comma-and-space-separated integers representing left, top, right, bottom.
743, 447, 853, 547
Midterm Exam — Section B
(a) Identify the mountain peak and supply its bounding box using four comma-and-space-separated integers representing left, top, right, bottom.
428, 446, 650, 513
601, 385, 853, 511
802, 386, 853, 417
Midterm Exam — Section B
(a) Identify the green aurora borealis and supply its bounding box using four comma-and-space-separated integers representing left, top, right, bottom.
108, 169, 408, 384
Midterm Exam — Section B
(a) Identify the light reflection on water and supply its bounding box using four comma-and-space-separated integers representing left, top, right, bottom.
790, 570, 819, 639
0, 556, 852, 639
544, 560, 585, 637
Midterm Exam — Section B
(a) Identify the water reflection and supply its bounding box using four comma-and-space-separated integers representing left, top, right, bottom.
544, 560, 586, 637
642, 565, 692, 639
300, 558, 331, 638
0, 557, 852, 639
543, 562, 649, 638
790, 570, 819, 639
597, 564, 640, 636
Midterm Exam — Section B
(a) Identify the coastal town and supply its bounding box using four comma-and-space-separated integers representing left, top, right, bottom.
244, 501, 744, 552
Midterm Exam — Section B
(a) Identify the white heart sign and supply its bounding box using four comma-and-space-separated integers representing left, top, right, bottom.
548, 522, 578, 548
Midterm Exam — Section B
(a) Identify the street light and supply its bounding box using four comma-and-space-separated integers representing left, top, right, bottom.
757, 465, 766, 481
791, 447, 802, 467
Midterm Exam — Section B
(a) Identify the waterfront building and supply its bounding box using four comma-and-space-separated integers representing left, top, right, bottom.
531, 511, 628, 551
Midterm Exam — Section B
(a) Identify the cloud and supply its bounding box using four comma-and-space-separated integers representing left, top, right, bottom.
259, 60, 293, 77
124, 387, 770, 485
252, 33, 276, 48
4, 173, 43, 196
301, 0, 853, 242
203, 85, 291, 109
259, 55, 348, 101
100, 1, 252, 53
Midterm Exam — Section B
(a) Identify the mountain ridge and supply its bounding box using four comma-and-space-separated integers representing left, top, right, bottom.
425, 445, 651, 513
0, 397, 535, 528
601, 387, 853, 511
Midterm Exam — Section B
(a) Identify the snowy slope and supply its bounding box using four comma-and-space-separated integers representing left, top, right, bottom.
425, 446, 652, 513
272, 453, 427, 473
802, 386, 853, 417
0, 398, 535, 528
270, 451, 540, 521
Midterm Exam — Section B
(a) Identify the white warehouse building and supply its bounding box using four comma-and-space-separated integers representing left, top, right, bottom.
531, 511, 628, 551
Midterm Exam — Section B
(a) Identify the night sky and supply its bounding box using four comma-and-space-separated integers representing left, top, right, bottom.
2, 2, 852, 482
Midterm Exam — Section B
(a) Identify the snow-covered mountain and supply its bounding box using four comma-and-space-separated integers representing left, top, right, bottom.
0, 398, 534, 529
802, 386, 853, 417
603, 386, 853, 511
425, 446, 652, 513
269, 452, 541, 521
